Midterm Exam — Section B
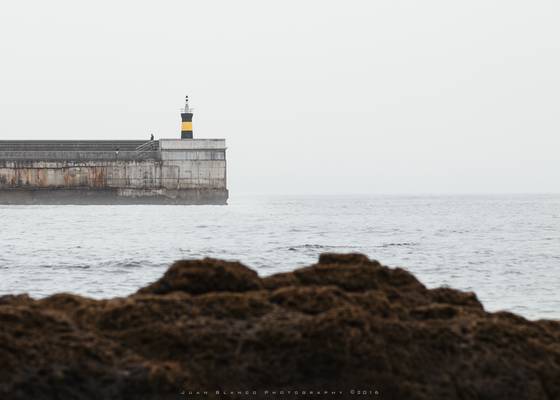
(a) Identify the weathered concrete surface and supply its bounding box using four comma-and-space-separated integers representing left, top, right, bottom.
0, 139, 228, 205
0, 140, 149, 152
0, 188, 228, 205
1, 254, 560, 399
159, 138, 226, 150
0, 151, 159, 161
0, 160, 227, 190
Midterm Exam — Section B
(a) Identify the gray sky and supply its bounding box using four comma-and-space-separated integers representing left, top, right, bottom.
1, 0, 559, 194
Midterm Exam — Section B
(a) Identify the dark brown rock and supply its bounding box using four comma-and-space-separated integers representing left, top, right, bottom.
137, 258, 262, 295
0, 253, 559, 399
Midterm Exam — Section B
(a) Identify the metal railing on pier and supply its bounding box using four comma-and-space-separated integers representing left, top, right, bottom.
135, 141, 159, 160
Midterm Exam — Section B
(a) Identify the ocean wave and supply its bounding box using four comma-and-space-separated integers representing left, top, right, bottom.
287, 244, 359, 251
380, 242, 419, 248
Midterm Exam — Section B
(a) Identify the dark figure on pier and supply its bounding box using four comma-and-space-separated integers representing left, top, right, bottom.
150, 134, 154, 141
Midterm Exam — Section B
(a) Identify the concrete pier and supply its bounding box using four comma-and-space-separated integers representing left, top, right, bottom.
0, 139, 228, 205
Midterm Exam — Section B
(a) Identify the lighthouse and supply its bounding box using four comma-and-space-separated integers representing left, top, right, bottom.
181, 95, 194, 139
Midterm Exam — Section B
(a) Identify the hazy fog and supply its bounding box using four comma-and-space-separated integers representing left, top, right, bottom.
1, 1, 559, 194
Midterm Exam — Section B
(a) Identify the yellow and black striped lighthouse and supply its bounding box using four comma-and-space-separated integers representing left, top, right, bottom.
181, 95, 193, 139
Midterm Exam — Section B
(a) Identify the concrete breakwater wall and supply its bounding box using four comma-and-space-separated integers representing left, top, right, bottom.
0, 139, 228, 204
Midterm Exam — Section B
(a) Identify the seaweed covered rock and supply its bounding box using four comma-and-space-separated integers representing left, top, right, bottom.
138, 258, 262, 295
1, 254, 560, 399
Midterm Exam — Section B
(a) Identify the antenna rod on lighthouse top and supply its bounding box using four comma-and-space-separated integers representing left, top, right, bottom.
184, 95, 190, 113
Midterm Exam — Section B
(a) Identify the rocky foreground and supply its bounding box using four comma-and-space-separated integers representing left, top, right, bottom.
1, 254, 560, 399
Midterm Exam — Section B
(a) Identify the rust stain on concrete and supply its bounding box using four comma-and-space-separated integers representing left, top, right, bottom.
89, 167, 107, 188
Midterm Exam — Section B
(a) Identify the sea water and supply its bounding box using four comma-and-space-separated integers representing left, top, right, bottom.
0, 194, 559, 320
